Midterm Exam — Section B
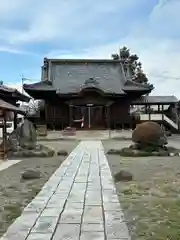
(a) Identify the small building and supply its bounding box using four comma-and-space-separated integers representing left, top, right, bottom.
0, 83, 30, 129
23, 57, 179, 132
0, 98, 25, 159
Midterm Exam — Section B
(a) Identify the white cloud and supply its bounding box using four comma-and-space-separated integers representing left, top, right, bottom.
47, 0, 180, 98
0, 0, 150, 45
148, 0, 180, 39
1, 0, 180, 98
47, 35, 180, 98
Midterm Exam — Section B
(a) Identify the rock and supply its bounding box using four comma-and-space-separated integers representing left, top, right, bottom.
114, 170, 133, 182
107, 149, 122, 155
129, 143, 141, 149
57, 150, 68, 156
8, 144, 55, 158
19, 119, 37, 149
119, 147, 153, 157
62, 127, 76, 136
8, 127, 21, 150
132, 121, 167, 146
7, 120, 55, 158
165, 130, 172, 137
21, 169, 41, 180
7, 120, 37, 151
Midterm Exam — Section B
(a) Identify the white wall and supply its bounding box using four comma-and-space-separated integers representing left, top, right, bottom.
0, 121, 14, 138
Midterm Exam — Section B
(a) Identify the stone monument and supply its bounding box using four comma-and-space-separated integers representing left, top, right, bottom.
7, 119, 54, 158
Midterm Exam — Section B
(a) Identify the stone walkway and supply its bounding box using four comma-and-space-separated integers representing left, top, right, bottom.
0, 160, 21, 172
1, 141, 130, 240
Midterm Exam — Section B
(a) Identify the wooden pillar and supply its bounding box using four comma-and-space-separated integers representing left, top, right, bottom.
162, 105, 164, 121
69, 105, 73, 127
44, 102, 47, 123
145, 105, 147, 114
174, 103, 179, 125
107, 105, 110, 129
14, 112, 17, 129
3, 111, 7, 160
148, 105, 151, 120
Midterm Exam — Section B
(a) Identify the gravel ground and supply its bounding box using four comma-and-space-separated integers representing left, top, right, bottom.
0, 140, 78, 237
103, 140, 180, 240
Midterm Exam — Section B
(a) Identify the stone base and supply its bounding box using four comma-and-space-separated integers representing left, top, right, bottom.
107, 145, 180, 157
8, 144, 55, 158
62, 127, 76, 136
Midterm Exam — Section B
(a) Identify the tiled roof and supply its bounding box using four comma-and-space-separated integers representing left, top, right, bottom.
24, 59, 153, 96
123, 80, 153, 92
0, 99, 25, 114
132, 95, 179, 104
23, 80, 55, 91
50, 61, 126, 94
0, 84, 30, 102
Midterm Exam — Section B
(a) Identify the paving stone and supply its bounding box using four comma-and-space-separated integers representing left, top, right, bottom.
24, 202, 45, 213
40, 207, 62, 217
74, 179, 88, 183
36, 190, 54, 198
15, 212, 46, 234
51, 191, 69, 199
104, 210, 125, 223
85, 199, 102, 205
83, 206, 103, 224
80, 231, 105, 240
26, 233, 53, 240
103, 191, 119, 203
31, 216, 59, 233
31, 196, 50, 204
105, 221, 130, 239
67, 193, 85, 203
85, 191, 102, 205
41, 184, 58, 193
59, 208, 83, 223
53, 224, 80, 240
72, 183, 87, 190
81, 223, 104, 232
65, 202, 84, 209
68, 191, 85, 199
87, 185, 101, 191
103, 202, 122, 211
0, 231, 29, 240
86, 190, 101, 198
1, 141, 131, 240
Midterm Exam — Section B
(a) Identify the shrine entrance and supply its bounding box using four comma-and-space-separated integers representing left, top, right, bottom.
72, 104, 106, 129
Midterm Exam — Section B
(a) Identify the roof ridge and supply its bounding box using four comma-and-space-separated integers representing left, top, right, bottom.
45, 58, 122, 63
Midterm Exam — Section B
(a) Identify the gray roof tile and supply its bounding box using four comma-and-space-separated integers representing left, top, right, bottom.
50, 61, 126, 94
23, 80, 55, 91
132, 95, 178, 104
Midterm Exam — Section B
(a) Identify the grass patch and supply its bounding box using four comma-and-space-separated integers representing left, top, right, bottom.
3, 203, 22, 221
119, 178, 180, 239
134, 199, 180, 239
107, 147, 173, 157
29, 186, 41, 196
104, 141, 180, 239
1, 185, 41, 226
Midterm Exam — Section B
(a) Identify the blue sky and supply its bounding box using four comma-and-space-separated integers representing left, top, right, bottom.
1, 0, 180, 97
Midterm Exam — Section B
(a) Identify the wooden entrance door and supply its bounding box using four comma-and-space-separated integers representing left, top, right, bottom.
90, 106, 104, 129
84, 105, 105, 129
72, 105, 105, 129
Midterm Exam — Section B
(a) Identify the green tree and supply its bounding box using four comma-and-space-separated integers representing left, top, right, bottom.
112, 46, 149, 85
